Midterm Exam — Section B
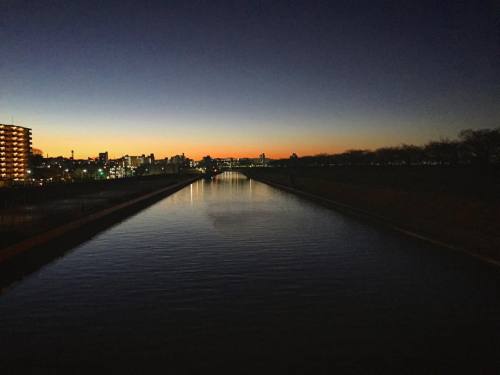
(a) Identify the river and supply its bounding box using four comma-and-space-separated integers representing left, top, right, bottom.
1, 171, 499, 372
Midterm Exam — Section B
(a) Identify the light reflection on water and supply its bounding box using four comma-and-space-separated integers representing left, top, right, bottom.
1, 171, 500, 371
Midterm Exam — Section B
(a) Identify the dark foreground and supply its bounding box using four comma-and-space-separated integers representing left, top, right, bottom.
1, 172, 499, 373
243, 166, 500, 263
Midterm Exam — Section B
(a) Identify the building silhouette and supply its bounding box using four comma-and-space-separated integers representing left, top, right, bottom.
98, 151, 109, 164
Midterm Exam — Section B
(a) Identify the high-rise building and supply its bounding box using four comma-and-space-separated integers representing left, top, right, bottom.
98, 151, 109, 163
0, 124, 32, 185
259, 153, 266, 166
124, 155, 143, 168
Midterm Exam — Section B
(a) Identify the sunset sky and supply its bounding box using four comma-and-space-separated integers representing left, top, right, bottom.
1, 0, 499, 160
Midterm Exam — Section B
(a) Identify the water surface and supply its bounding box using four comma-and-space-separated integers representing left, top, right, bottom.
1, 172, 499, 372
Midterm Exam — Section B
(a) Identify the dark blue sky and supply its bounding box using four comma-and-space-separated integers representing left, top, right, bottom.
1, 0, 499, 158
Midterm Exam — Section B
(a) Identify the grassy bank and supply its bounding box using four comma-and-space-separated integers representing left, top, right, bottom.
0, 174, 200, 289
1, 174, 199, 250
242, 167, 500, 262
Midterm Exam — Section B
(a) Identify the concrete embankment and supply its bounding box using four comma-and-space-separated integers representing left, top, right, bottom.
242, 168, 500, 267
0, 175, 199, 288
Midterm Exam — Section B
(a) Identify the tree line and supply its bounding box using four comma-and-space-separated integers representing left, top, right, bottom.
271, 128, 500, 168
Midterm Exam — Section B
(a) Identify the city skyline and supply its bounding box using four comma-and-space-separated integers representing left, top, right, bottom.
1, 1, 499, 159
22, 123, 499, 162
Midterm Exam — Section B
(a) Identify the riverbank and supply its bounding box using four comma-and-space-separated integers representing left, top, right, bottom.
242, 167, 500, 264
0, 174, 200, 287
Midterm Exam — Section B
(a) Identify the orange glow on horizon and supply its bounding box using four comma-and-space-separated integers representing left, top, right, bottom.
34, 143, 346, 161
33, 133, 423, 160
33, 127, 352, 160
27, 117, 438, 161
34, 141, 397, 161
